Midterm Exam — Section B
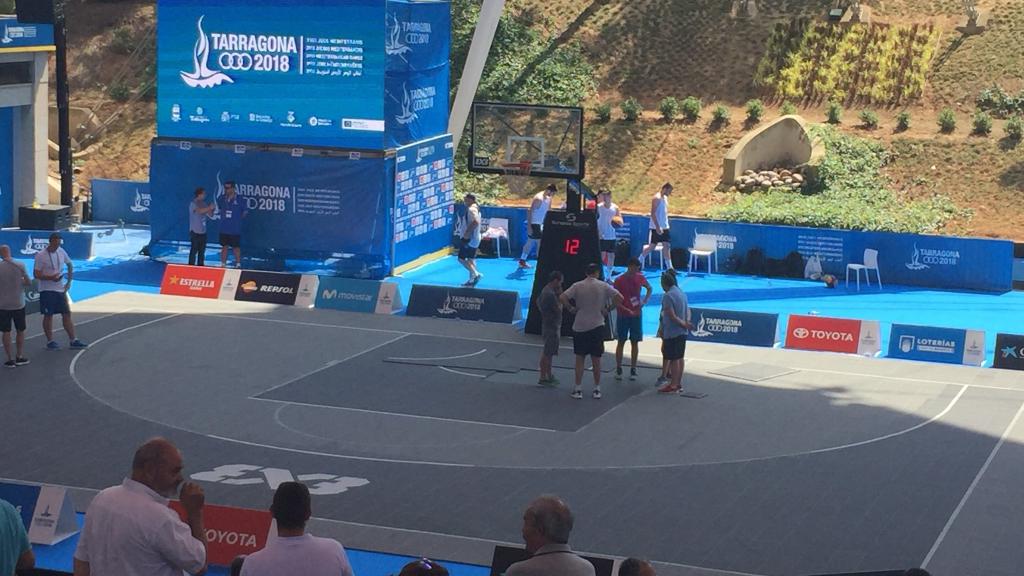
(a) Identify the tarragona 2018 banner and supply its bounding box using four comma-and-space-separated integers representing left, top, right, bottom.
156, 0, 450, 150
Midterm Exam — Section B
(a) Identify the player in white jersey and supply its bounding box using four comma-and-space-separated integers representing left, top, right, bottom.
518, 184, 556, 269
595, 189, 621, 280
639, 183, 674, 270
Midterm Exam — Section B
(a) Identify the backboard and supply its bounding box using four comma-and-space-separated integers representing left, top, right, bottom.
468, 102, 584, 179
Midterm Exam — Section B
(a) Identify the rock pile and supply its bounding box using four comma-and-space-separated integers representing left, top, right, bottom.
734, 168, 806, 191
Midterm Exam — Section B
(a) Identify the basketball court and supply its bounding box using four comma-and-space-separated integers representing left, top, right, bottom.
4, 291, 1024, 576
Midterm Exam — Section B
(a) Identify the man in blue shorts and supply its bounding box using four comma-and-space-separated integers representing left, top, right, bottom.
613, 257, 651, 380
217, 180, 247, 268
33, 233, 88, 351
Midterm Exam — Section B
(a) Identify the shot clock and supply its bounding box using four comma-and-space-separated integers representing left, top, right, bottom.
525, 209, 602, 335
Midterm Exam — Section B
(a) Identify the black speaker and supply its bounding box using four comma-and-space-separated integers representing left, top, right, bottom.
15, 0, 57, 24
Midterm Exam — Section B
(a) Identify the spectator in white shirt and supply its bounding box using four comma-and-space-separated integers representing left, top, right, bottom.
240, 482, 354, 576
74, 438, 207, 576
32, 233, 88, 350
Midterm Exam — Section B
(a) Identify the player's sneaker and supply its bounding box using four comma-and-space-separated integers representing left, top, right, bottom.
630, 368, 638, 381
69, 339, 89, 349
15, 357, 29, 366
592, 388, 602, 400
658, 383, 681, 394
571, 388, 583, 400
518, 259, 531, 269
46, 341, 61, 351
4, 360, 14, 368
469, 273, 483, 286
655, 376, 669, 387
615, 367, 623, 380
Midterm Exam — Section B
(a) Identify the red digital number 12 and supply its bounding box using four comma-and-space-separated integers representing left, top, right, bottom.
564, 239, 580, 255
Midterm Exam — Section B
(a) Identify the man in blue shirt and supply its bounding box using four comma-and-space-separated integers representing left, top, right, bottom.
0, 497, 34, 576
217, 181, 247, 268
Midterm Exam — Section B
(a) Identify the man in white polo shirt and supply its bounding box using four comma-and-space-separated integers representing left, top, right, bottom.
240, 482, 354, 576
74, 438, 207, 576
32, 233, 88, 351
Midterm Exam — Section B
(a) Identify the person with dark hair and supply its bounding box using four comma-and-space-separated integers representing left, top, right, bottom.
613, 257, 651, 381
33, 233, 88, 351
618, 558, 654, 576
217, 180, 246, 268
536, 270, 564, 387
507, 495, 594, 576
595, 189, 621, 279
639, 183, 673, 270
459, 193, 483, 286
188, 187, 215, 266
0, 496, 34, 576
658, 269, 692, 394
397, 558, 449, 576
519, 183, 556, 269
240, 482, 353, 576
560, 263, 623, 400
0, 244, 31, 367
74, 438, 207, 576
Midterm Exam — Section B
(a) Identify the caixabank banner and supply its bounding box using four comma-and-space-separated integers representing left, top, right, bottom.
688, 308, 778, 347
994, 333, 1024, 371
887, 324, 985, 366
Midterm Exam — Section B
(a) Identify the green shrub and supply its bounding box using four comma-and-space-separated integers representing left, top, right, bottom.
680, 96, 702, 122
1006, 116, 1024, 141
108, 83, 131, 102
745, 99, 765, 123
594, 102, 612, 123
658, 97, 679, 122
972, 111, 993, 135
826, 100, 842, 124
858, 110, 879, 129
110, 25, 137, 56
780, 101, 797, 115
712, 105, 731, 125
976, 85, 1024, 118
896, 111, 911, 131
620, 98, 643, 122
938, 108, 957, 133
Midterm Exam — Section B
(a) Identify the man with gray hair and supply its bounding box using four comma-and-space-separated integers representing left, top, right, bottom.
507, 495, 594, 576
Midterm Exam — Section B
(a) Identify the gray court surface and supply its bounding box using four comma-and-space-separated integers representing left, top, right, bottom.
4, 291, 1024, 576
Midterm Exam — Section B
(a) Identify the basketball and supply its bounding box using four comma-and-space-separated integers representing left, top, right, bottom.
611, 215, 624, 228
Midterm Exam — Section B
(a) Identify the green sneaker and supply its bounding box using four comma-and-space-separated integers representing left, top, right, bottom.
537, 378, 558, 388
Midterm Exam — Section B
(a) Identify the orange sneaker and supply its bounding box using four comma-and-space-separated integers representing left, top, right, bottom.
658, 383, 681, 394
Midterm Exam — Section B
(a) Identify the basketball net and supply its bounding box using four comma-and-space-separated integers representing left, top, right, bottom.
501, 161, 533, 197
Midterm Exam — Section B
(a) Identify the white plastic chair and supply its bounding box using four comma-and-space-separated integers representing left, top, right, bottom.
688, 234, 717, 274
481, 217, 510, 258
846, 248, 881, 290
643, 243, 668, 270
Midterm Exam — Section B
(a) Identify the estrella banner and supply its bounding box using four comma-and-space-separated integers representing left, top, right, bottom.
0, 230, 93, 261
0, 16, 54, 49
170, 502, 273, 566
91, 178, 151, 224
315, 276, 402, 314
406, 285, 521, 323
0, 107, 12, 227
785, 314, 881, 356
148, 139, 391, 274
994, 333, 1024, 371
393, 134, 455, 268
888, 324, 986, 366
160, 264, 225, 299
688, 307, 778, 347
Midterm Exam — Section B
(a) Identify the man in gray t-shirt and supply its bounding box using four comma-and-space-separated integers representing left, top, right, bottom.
536, 271, 563, 387
560, 263, 622, 400
0, 245, 32, 368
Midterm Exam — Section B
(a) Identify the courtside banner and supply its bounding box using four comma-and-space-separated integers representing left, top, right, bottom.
170, 502, 273, 567
160, 264, 225, 299
234, 270, 301, 305
315, 276, 402, 314
0, 482, 41, 530
688, 307, 778, 347
994, 333, 1024, 371
785, 314, 878, 355
406, 285, 520, 323
0, 230, 93, 261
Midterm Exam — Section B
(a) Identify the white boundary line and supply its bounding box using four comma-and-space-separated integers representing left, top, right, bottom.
390, 348, 488, 362
24, 310, 128, 341
438, 365, 489, 379
921, 400, 1024, 569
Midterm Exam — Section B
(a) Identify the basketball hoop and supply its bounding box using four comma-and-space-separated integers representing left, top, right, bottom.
501, 161, 534, 197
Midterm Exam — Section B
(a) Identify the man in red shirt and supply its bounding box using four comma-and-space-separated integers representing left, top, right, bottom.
613, 257, 652, 380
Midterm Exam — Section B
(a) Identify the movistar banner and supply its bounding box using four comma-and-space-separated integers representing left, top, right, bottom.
0, 16, 54, 49
0, 107, 11, 227
0, 230, 93, 261
315, 276, 401, 314
91, 179, 151, 224
688, 307, 778, 347
887, 324, 986, 366
669, 218, 1013, 292
393, 134, 455, 268
149, 140, 390, 273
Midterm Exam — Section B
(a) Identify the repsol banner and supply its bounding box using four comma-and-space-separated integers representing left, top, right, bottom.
90, 178, 151, 224
785, 314, 881, 356
0, 230, 93, 261
315, 276, 402, 314
235, 270, 302, 305
149, 140, 391, 274
887, 324, 985, 366
994, 333, 1024, 371
170, 502, 272, 567
406, 284, 521, 323
688, 308, 778, 347
669, 218, 1013, 292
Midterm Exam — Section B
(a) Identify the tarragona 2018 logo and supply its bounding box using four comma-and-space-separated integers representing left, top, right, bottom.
180, 15, 297, 88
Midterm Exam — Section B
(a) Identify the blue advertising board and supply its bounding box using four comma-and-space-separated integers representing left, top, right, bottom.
0, 482, 41, 530
406, 285, 521, 323
0, 16, 55, 48
0, 107, 11, 227
393, 134, 455, 267
90, 179, 151, 224
688, 307, 778, 347
0, 230, 93, 261
157, 0, 386, 148
149, 140, 391, 273
887, 324, 986, 365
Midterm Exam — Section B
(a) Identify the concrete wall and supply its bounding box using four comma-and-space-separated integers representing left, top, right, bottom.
0, 49, 50, 223
722, 115, 825, 185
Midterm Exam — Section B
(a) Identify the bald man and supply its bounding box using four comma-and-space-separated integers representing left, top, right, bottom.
0, 244, 31, 368
74, 438, 208, 576
507, 495, 594, 576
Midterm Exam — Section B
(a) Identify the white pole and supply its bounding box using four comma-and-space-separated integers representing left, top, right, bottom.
448, 0, 507, 150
